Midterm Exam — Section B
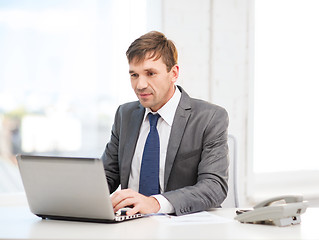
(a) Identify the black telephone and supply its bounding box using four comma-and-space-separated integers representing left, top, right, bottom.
235, 195, 308, 227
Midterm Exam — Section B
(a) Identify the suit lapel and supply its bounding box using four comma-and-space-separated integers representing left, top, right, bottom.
164, 86, 191, 190
121, 105, 145, 189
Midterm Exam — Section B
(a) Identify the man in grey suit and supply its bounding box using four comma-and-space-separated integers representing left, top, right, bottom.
101, 31, 229, 216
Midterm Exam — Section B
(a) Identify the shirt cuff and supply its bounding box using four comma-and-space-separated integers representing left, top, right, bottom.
152, 194, 175, 214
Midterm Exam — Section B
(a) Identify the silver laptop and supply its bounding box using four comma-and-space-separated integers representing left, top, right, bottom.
16, 154, 144, 223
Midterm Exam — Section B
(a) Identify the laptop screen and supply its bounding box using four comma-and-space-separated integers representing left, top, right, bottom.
17, 155, 115, 221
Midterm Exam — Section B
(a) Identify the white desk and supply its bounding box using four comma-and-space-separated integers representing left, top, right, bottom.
0, 206, 318, 240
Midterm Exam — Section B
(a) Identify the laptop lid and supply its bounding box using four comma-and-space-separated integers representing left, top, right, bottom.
16, 154, 117, 222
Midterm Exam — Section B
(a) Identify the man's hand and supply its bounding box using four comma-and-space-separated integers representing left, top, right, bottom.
111, 189, 160, 215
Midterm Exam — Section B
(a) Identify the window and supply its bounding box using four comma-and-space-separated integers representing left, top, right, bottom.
0, 0, 157, 193
252, 0, 319, 202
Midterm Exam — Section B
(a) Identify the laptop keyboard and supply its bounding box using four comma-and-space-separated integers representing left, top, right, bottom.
115, 213, 144, 221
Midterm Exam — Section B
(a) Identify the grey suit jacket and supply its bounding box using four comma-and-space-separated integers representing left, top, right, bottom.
101, 85, 229, 216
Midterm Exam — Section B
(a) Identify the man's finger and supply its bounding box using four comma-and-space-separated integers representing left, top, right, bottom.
125, 204, 143, 216
113, 197, 135, 212
111, 189, 134, 208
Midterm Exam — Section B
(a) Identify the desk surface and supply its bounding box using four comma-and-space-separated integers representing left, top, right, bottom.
0, 206, 318, 240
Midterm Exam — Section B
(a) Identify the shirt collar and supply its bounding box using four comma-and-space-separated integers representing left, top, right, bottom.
143, 86, 181, 126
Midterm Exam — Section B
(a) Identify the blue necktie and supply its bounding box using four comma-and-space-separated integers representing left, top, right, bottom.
139, 113, 160, 196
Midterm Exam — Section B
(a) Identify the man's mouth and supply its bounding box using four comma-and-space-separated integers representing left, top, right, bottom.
139, 93, 152, 98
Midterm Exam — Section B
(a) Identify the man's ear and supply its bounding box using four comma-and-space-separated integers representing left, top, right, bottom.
170, 64, 179, 83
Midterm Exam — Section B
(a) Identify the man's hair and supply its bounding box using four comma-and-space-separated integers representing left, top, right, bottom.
126, 31, 178, 72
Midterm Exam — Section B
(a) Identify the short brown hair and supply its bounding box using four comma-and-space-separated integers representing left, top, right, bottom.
126, 31, 178, 72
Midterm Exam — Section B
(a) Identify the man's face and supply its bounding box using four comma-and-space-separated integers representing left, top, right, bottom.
129, 55, 179, 112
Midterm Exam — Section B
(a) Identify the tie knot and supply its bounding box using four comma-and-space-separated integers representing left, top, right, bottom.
148, 113, 160, 127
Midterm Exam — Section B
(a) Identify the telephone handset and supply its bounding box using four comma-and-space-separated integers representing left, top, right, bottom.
235, 195, 308, 227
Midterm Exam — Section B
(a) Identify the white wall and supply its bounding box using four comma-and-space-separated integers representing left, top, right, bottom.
162, 0, 253, 206
162, 0, 211, 101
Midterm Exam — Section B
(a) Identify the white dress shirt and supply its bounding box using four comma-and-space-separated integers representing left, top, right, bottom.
128, 86, 181, 213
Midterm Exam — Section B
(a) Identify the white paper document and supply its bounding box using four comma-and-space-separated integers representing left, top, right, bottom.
154, 211, 235, 225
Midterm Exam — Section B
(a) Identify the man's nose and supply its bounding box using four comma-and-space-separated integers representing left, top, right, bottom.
136, 76, 148, 90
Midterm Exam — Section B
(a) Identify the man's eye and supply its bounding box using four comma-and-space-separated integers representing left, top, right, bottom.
130, 73, 138, 78
147, 72, 155, 76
